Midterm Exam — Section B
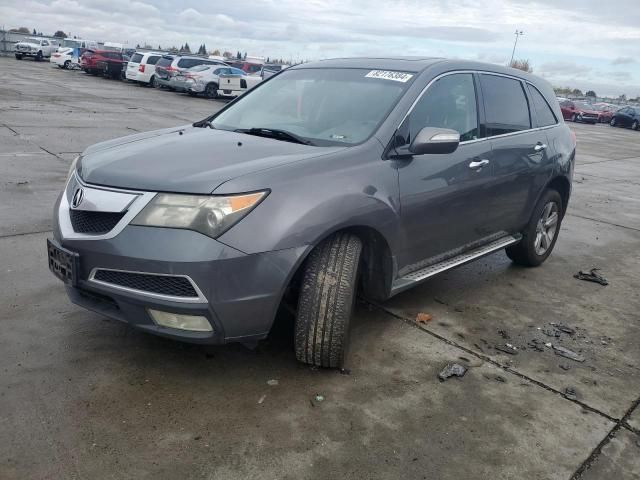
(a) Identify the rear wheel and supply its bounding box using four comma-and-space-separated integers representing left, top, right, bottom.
204, 82, 219, 99
571, 113, 578, 122
633, 121, 639, 131
149, 75, 156, 88
15, 54, 23, 60
63, 60, 70, 69
35, 51, 43, 61
610, 117, 617, 127
294, 233, 362, 368
506, 189, 563, 267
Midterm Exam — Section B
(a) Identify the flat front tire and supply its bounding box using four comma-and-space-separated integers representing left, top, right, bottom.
294, 233, 362, 368
506, 189, 563, 267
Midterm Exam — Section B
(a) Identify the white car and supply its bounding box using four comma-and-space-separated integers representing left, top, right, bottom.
217, 72, 263, 98
49, 48, 74, 69
125, 51, 165, 87
14, 37, 59, 61
178, 65, 246, 98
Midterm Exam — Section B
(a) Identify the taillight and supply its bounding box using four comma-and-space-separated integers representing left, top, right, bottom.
138, 64, 145, 73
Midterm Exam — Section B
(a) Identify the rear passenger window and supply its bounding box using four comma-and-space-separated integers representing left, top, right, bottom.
479, 74, 531, 136
130, 53, 143, 63
527, 85, 557, 127
403, 73, 479, 144
147, 55, 160, 65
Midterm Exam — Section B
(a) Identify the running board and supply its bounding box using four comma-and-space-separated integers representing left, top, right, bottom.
391, 235, 521, 296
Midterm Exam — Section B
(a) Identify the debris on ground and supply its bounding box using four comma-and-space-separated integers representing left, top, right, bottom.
310, 394, 325, 407
415, 312, 433, 324
438, 363, 467, 381
528, 339, 545, 352
498, 329, 510, 339
574, 268, 608, 286
559, 364, 571, 371
257, 395, 266, 404
553, 345, 585, 363
495, 343, 518, 355
564, 387, 578, 400
551, 323, 576, 335
266, 379, 279, 386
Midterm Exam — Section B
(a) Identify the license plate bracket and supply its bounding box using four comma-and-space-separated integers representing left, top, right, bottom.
47, 239, 79, 286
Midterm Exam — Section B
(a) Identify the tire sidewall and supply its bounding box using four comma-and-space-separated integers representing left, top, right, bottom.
521, 190, 563, 266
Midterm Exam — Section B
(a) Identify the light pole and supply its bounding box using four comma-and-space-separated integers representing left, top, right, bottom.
510, 30, 524, 65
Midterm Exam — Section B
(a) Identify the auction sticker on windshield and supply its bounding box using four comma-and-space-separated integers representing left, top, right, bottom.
365, 70, 414, 82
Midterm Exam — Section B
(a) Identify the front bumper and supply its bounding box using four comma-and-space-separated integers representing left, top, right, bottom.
51, 182, 307, 345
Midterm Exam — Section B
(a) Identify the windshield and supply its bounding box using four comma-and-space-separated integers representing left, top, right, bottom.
574, 102, 593, 110
212, 68, 413, 146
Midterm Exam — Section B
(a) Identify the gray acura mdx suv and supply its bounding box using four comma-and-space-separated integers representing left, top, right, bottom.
48, 58, 575, 368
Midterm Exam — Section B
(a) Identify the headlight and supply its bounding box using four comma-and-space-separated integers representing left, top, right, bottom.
131, 191, 267, 238
67, 156, 79, 182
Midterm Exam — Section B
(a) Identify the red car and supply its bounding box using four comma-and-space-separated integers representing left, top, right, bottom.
80, 50, 126, 76
592, 103, 616, 123
229, 60, 263, 74
559, 100, 599, 124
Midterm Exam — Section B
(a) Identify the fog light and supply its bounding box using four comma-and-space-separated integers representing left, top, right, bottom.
148, 309, 212, 332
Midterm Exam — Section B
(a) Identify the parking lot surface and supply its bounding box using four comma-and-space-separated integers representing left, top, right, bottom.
1, 57, 639, 479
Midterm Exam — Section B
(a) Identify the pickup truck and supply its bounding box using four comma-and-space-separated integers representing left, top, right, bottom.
14, 37, 59, 61
217, 73, 262, 98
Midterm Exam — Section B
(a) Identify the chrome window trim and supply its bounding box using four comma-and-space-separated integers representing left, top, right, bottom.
88, 267, 208, 304
59, 171, 157, 241
397, 69, 560, 146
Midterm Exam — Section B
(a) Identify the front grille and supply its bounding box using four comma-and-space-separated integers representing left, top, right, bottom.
70, 210, 125, 234
93, 270, 199, 298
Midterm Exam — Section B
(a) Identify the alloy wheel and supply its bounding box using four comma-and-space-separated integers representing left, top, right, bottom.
534, 202, 559, 256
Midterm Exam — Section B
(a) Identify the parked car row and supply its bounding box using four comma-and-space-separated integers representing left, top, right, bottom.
558, 98, 639, 131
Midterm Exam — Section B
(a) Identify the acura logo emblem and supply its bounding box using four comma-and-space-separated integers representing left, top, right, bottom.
71, 187, 84, 209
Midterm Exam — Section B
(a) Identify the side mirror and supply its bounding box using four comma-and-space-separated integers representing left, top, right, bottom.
408, 127, 461, 155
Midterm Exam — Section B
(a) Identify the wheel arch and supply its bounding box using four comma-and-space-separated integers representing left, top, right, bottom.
546, 175, 571, 217
280, 223, 395, 317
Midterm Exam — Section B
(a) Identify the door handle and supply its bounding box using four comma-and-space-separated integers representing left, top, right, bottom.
534, 143, 547, 152
469, 159, 489, 169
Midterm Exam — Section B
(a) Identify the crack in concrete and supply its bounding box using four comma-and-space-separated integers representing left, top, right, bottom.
369, 301, 624, 423
575, 172, 640, 186
0, 229, 53, 240
570, 396, 640, 479
371, 300, 640, 478
565, 213, 640, 232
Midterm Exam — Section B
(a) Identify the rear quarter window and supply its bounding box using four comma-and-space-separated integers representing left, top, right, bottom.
130, 53, 143, 63
178, 58, 200, 69
527, 85, 558, 127
156, 57, 173, 68
146, 55, 161, 65
480, 74, 531, 136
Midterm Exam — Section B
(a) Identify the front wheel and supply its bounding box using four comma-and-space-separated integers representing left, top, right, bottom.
610, 117, 617, 127
633, 121, 639, 131
149, 75, 156, 88
294, 233, 362, 368
64, 60, 70, 69
506, 189, 563, 267
35, 51, 43, 61
15, 54, 23, 60
571, 113, 578, 122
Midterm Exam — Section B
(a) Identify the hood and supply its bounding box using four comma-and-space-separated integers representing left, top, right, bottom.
16, 42, 38, 47
78, 126, 345, 193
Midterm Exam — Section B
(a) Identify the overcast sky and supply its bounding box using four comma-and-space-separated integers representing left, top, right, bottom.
2, 0, 639, 97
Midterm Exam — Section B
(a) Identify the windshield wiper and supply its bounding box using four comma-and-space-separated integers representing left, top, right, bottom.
235, 127, 315, 146
193, 119, 215, 129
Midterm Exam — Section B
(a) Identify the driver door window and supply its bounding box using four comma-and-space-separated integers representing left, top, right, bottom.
400, 73, 479, 146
